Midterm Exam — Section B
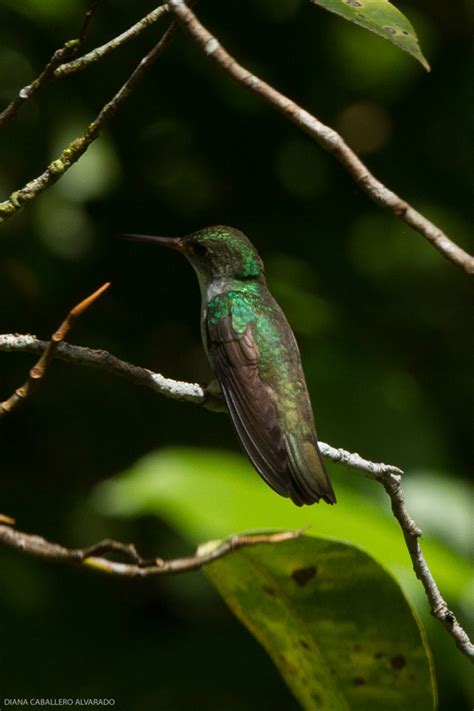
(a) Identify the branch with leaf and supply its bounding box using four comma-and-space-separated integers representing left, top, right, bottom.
0, 1, 472, 273
0, 517, 440, 706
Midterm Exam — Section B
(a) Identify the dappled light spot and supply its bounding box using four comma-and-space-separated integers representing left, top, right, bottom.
291, 565, 317, 586
336, 101, 392, 154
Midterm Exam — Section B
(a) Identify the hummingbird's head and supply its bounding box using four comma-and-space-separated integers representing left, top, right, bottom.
125, 226, 264, 289
181, 226, 264, 284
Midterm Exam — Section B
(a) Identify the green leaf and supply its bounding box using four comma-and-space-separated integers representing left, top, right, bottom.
91, 447, 473, 607
309, 0, 430, 70
205, 535, 436, 709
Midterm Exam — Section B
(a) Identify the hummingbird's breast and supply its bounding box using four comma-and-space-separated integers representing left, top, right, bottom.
204, 281, 314, 437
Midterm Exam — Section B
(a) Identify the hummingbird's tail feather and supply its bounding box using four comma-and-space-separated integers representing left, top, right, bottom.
285, 434, 336, 506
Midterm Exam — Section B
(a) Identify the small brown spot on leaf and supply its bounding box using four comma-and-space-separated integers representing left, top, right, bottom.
346, 0, 362, 6
353, 643, 362, 653
300, 640, 310, 650
262, 585, 277, 597
374, 651, 384, 660
278, 653, 298, 676
385, 26, 397, 34
291, 565, 317, 586
353, 677, 366, 686
391, 654, 406, 669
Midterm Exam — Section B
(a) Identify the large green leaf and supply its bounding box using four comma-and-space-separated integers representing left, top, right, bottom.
204, 535, 436, 709
92, 447, 473, 606
309, 0, 430, 70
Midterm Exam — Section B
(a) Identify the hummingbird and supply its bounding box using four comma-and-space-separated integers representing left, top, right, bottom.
126, 226, 336, 507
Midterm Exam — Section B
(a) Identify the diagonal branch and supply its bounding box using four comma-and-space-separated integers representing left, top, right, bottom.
166, 0, 474, 276
54, 5, 169, 78
0, 335, 206, 406
372, 471, 474, 661
0, 0, 101, 129
0, 333, 401, 475
0, 523, 300, 577
0, 19, 177, 224
0, 284, 109, 416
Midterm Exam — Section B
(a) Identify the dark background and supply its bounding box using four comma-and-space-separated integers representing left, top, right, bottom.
0, 0, 472, 708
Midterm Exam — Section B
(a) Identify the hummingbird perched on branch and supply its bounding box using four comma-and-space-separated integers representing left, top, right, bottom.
126, 226, 336, 507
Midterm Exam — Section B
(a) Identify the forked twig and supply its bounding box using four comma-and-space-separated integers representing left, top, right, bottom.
0, 0, 101, 129
0, 283, 109, 416
0, 525, 301, 577
55, 5, 169, 78
0, 19, 177, 224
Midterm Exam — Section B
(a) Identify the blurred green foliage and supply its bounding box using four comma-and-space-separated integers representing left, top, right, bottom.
0, 0, 472, 708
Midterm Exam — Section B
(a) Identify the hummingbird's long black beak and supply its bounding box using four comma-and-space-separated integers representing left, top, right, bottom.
121, 234, 184, 251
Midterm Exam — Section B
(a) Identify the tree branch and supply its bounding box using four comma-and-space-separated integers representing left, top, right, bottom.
166, 0, 474, 276
54, 5, 169, 78
375, 472, 473, 661
0, 18, 177, 224
0, 335, 206, 406
0, 1, 101, 129
0, 333, 472, 660
0, 333, 400, 474
0, 284, 109, 417
0, 523, 300, 577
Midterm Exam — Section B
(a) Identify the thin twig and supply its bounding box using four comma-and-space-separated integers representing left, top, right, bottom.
0, 42, 80, 129
78, 0, 102, 43
0, 335, 206, 406
317, 441, 403, 477
0, 0, 101, 128
0, 525, 300, 577
0, 19, 177, 224
0, 284, 109, 417
55, 5, 169, 78
166, 0, 474, 276
0, 334, 472, 660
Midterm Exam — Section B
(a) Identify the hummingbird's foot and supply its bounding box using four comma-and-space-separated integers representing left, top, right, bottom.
203, 379, 227, 412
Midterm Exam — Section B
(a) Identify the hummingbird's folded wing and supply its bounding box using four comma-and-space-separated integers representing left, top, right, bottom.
207, 314, 332, 506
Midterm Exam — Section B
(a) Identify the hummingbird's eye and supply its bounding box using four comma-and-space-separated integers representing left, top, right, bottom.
191, 242, 208, 258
